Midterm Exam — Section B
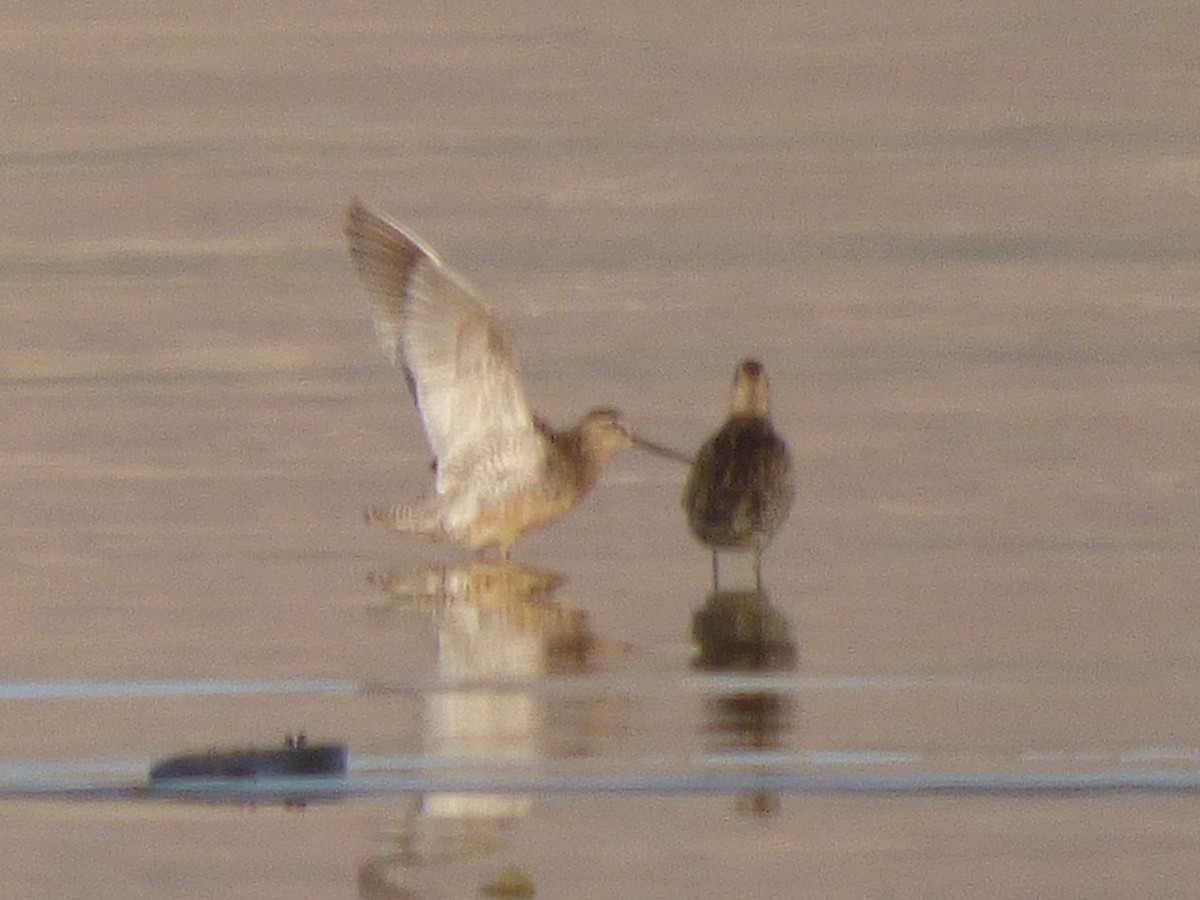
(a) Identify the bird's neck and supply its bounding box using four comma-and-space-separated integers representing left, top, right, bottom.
548, 429, 608, 494
730, 382, 769, 418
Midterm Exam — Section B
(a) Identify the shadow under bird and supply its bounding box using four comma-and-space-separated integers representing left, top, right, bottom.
344, 199, 690, 560
683, 359, 794, 588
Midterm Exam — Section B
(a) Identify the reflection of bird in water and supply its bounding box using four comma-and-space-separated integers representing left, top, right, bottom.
683, 358, 794, 588
370, 561, 603, 674
692, 587, 796, 817
361, 561, 619, 895
345, 200, 690, 560
691, 589, 797, 672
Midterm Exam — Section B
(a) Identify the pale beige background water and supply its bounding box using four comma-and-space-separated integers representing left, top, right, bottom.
3, 1, 1200, 897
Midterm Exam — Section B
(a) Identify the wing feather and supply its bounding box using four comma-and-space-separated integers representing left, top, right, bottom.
344, 200, 542, 491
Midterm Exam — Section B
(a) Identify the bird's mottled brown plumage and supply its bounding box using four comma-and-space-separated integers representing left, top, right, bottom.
683, 359, 794, 586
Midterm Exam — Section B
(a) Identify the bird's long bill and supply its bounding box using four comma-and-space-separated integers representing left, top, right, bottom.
631, 434, 693, 465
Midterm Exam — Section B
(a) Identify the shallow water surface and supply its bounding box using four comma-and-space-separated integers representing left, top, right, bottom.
4, 1, 1200, 897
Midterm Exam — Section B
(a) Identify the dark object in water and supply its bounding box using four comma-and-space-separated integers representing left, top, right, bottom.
149, 733, 347, 782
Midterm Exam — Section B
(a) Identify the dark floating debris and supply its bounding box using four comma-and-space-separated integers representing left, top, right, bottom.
148, 733, 347, 782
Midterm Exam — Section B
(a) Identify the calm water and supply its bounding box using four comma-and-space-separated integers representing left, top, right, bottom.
4, 1, 1200, 897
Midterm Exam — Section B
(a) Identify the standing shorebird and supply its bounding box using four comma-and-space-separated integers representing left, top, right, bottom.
683, 359, 794, 588
344, 199, 689, 560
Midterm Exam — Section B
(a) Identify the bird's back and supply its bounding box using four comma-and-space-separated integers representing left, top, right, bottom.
684, 416, 794, 549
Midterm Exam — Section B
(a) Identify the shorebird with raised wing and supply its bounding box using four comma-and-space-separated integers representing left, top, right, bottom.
683, 359, 794, 588
345, 200, 689, 560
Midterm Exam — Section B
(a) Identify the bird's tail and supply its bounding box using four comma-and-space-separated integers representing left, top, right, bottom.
364, 502, 444, 539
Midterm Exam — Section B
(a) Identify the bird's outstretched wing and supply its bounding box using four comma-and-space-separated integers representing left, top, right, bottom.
344, 200, 541, 489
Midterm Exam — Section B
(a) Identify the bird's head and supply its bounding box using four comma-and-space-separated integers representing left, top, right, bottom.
576, 407, 692, 468
731, 358, 771, 418
577, 407, 635, 460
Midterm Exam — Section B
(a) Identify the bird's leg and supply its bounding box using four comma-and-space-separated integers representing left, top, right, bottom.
753, 549, 763, 593
710, 550, 720, 592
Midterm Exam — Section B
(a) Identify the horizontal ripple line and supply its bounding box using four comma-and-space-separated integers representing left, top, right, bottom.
0, 672, 972, 703
9, 770, 1200, 803
0, 679, 358, 701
